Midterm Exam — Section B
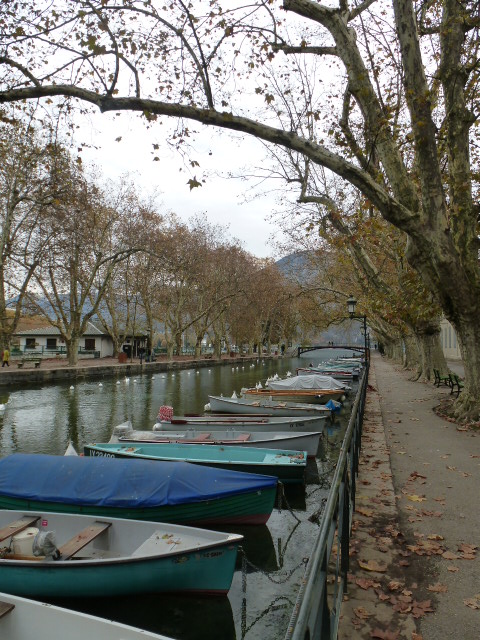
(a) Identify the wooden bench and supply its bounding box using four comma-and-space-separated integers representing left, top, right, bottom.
448, 373, 464, 397
0, 515, 40, 543
58, 521, 111, 560
16, 357, 42, 369
433, 368, 451, 388
0, 600, 14, 619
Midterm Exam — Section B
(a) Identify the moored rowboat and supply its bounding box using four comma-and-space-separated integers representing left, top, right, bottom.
0, 510, 242, 598
0, 454, 277, 526
207, 394, 333, 418
154, 414, 326, 432
84, 441, 307, 484
111, 424, 323, 458
0, 592, 175, 640
241, 388, 345, 404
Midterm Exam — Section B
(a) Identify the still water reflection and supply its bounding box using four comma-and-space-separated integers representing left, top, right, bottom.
0, 351, 355, 640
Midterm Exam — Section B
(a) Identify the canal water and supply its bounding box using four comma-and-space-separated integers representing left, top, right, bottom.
0, 350, 357, 640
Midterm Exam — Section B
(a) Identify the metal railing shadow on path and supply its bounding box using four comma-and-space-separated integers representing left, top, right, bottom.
285, 361, 369, 640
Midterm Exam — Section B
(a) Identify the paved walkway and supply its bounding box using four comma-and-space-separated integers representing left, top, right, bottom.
338, 353, 479, 639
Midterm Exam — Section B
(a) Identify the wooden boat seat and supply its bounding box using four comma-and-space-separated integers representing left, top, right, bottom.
185, 433, 210, 442
58, 521, 112, 560
0, 515, 41, 543
0, 600, 14, 619
231, 434, 250, 442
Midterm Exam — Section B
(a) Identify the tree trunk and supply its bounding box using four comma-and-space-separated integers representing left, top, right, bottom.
174, 333, 182, 356
414, 330, 447, 382
403, 335, 420, 373
66, 337, 79, 366
194, 335, 202, 358
450, 321, 480, 420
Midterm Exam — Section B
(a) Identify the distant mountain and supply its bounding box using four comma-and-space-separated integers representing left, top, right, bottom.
276, 251, 317, 283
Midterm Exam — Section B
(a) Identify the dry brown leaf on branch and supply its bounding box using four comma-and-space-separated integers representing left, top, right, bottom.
358, 559, 388, 572
427, 583, 448, 593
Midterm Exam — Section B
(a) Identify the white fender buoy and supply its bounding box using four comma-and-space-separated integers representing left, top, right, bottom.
64, 441, 78, 456
69, 385, 74, 390
231, 391, 237, 399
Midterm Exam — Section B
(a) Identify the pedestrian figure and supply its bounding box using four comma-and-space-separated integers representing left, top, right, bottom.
2, 348, 9, 367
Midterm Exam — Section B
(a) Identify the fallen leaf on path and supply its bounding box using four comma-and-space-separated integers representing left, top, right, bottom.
427, 583, 448, 593
370, 627, 399, 639
411, 599, 434, 618
396, 451, 407, 455
463, 595, 480, 609
356, 577, 381, 590
356, 506, 374, 517
353, 606, 372, 619
387, 580, 402, 591
409, 471, 427, 479
358, 559, 388, 572
406, 494, 427, 502
458, 543, 477, 555
427, 534, 444, 540
447, 565, 459, 572
442, 550, 459, 560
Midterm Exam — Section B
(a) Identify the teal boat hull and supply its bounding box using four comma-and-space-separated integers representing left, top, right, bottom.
0, 489, 277, 526
0, 544, 240, 598
83, 442, 306, 484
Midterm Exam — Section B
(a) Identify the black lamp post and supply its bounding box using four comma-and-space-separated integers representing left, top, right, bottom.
347, 295, 368, 361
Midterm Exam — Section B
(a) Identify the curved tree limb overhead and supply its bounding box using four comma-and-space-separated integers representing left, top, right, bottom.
0, 84, 413, 231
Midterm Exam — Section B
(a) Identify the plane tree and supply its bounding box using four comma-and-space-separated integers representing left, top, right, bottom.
0, 115, 68, 350
1, 1, 479, 416
24, 164, 137, 365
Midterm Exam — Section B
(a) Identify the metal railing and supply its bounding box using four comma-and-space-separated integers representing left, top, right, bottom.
285, 360, 369, 640
11, 346, 99, 357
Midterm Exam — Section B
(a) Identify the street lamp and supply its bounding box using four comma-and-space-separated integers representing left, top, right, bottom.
346, 295, 369, 361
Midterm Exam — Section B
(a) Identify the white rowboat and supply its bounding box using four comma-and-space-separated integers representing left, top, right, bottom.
0, 592, 174, 640
207, 394, 333, 417
111, 423, 323, 457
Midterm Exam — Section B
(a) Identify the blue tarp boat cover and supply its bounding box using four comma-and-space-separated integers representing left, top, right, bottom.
0, 454, 277, 508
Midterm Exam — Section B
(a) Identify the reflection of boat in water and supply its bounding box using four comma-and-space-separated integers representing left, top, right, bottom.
280, 481, 307, 512
220, 524, 279, 574
49, 592, 236, 640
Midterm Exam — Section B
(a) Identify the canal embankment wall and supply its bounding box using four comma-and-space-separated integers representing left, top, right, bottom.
1, 355, 267, 386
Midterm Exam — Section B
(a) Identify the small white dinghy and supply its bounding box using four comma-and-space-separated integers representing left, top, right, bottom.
0, 591, 174, 640
110, 423, 323, 458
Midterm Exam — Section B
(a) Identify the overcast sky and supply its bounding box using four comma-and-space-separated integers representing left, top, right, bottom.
78, 110, 287, 259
